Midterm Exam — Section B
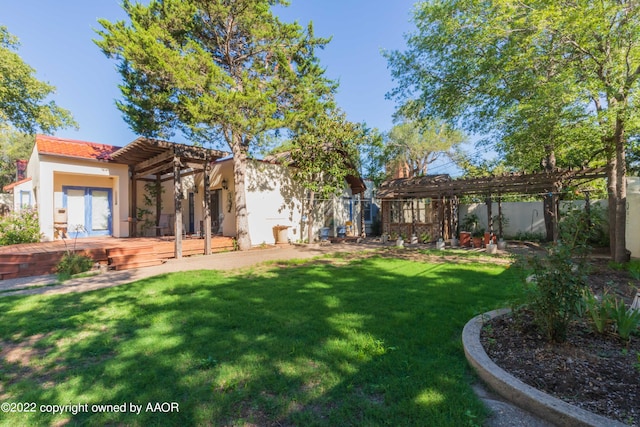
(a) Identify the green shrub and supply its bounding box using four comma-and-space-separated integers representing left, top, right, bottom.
0, 208, 42, 245
521, 244, 589, 342
517, 208, 594, 343
56, 252, 94, 281
512, 231, 545, 242
559, 204, 603, 254
627, 260, 640, 281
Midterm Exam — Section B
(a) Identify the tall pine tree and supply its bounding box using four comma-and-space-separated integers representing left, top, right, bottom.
96, 0, 335, 249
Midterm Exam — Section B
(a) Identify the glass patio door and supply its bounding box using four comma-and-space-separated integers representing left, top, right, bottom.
63, 187, 112, 237
66, 188, 86, 235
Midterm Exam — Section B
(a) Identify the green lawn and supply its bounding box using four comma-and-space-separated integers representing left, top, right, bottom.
0, 253, 519, 426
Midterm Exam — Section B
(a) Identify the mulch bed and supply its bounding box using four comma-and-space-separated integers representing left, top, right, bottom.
481, 258, 640, 426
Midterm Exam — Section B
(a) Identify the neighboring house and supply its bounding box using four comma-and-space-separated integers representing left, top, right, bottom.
2, 177, 33, 212
3, 135, 370, 244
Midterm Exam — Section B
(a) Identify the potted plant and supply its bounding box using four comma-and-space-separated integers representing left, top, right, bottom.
460, 213, 480, 247
460, 214, 479, 233
472, 228, 485, 248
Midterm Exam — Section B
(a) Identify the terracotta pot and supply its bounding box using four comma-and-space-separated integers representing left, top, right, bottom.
460, 231, 471, 247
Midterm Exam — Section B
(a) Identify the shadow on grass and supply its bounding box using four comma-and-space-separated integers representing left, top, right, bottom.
0, 255, 520, 426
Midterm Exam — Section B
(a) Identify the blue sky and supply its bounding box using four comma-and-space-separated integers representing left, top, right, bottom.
1, 1, 416, 150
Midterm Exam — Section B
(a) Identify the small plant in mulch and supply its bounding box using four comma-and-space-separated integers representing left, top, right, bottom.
514, 207, 597, 343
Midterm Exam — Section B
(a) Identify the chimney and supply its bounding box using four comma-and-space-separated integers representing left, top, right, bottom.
16, 160, 27, 181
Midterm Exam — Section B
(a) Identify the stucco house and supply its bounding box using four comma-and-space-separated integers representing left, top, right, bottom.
3, 135, 372, 246
3, 135, 129, 241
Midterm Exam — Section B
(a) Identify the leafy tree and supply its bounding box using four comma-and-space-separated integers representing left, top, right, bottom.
356, 126, 386, 187
0, 26, 76, 134
386, 119, 465, 178
0, 129, 33, 189
628, 136, 640, 176
386, 0, 640, 262
282, 108, 364, 243
96, 0, 334, 250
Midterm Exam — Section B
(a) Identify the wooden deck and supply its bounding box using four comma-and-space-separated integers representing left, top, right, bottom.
0, 236, 235, 280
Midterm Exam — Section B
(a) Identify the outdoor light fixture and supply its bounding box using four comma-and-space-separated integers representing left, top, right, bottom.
221, 178, 228, 190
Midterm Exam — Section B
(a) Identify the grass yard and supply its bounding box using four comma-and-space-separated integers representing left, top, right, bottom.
0, 253, 519, 426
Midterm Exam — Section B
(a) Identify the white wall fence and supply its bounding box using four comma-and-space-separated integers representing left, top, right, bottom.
460, 199, 608, 238
456, 176, 640, 258
627, 177, 640, 258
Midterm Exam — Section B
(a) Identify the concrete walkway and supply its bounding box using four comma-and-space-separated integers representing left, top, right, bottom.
0, 242, 366, 297
0, 241, 552, 426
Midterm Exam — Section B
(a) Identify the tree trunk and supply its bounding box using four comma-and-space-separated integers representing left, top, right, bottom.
173, 155, 183, 259
541, 147, 556, 242
613, 118, 627, 263
155, 176, 162, 236
307, 190, 316, 244
607, 148, 617, 258
231, 137, 251, 250
543, 195, 554, 242
204, 162, 211, 255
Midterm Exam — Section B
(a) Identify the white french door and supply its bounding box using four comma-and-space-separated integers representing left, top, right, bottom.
63, 186, 112, 237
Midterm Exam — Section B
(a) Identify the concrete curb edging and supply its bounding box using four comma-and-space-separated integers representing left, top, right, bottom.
462, 309, 626, 427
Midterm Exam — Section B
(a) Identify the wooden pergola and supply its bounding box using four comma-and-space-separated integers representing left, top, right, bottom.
111, 137, 229, 258
376, 167, 606, 242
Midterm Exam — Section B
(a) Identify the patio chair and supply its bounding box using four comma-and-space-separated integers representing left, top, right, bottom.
158, 214, 172, 236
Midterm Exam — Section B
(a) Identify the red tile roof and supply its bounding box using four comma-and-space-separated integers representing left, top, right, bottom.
36, 135, 121, 161
3, 177, 31, 192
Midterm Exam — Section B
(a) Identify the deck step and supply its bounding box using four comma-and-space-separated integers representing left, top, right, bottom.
0, 237, 236, 280
106, 246, 164, 271
112, 259, 165, 270
0, 263, 20, 275
106, 246, 156, 257
108, 252, 162, 264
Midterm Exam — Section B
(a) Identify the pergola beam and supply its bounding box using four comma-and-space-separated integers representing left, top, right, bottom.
377, 167, 607, 244
377, 168, 606, 200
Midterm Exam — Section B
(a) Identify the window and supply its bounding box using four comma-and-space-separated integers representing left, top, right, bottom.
362, 199, 372, 222
390, 201, 401, 223
390, 199, 431, 224
19, 190, 31, 209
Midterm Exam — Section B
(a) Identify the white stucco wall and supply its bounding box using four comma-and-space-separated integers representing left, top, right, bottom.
11, 179, 34, 210
461, 199, 607, 238
153, 158, 363, 245
627, 177, 640, 258
245, 160, 306, 245
244, 161, 364, 244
